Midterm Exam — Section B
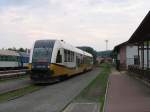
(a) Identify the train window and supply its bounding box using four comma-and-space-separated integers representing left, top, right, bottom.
14, 56, 17, 61
5, 56, 8, 61
64, 50, 75, 62
8, 56, 11, 61
34, 40, 55, 49
0, 56, 2, 61
56, 50, 62, 63
10, 56, 14, 61
1, 56, 5, 61
70, 51, 72, 62
64, 49, 67, 62
32, 48, 52, 62
1, 56, 4, 61
71, 52, 74, 62
68, 51, 71, 62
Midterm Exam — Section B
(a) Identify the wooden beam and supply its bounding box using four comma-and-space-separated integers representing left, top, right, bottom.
138, 45, 140, 65
139, 48, 150, 50
147, 41, 149, 69
142, 43, 144, 69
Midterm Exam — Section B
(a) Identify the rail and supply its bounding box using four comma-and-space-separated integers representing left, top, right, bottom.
0, 69, 29, 80
0, 69, 29, 74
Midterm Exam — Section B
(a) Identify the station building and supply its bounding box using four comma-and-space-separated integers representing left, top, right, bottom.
114, 11, 150, 81
97, 50, 112, 64
113, 42, 138, 70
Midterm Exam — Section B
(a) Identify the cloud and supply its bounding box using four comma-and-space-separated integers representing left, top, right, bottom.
0, 0, 150, 51
28, 30, 65, 38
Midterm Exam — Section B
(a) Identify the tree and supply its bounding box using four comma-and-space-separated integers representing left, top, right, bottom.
18, 48, 25, 52
7, 47, 29, 52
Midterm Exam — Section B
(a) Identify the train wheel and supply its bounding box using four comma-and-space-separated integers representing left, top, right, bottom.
59, 75, 68, 81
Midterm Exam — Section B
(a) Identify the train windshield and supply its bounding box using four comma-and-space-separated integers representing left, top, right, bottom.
32, 40, 55, 63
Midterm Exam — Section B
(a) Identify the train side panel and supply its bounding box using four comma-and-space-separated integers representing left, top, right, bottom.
0, 61, 19, 68
50, 63, 93, 77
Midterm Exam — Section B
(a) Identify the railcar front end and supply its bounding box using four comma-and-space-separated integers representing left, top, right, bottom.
29, 40, 56, 83
29, 40, 93, 83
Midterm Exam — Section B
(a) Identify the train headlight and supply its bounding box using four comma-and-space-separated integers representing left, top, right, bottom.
48, 65, 51, 69
28, 63, 32, 70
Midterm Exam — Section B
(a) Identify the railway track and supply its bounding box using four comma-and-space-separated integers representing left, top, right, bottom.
0, 68, 100, 112
0, 69, 29, 80
0, 69, 30, 95
0, 69, 29, 74
0, 75, 31, 94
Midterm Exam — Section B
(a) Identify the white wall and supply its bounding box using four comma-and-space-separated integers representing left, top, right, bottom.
0, 61, 19, 67
126, 46, 138, 67
139, 47, 150, 68
125, 44, 150, 69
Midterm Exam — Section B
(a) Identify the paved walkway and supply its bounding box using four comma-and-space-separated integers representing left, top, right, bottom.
105, 69, 150, 112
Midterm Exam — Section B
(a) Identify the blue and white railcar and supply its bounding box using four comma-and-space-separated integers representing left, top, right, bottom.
19, 52, 29, 68
29, 40, 93, 83
0, 50, 20, 69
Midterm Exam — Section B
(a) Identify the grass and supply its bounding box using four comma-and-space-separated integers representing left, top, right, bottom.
99, 63, 111, 112
0, 84, 42, 103
74, 63, 111, 112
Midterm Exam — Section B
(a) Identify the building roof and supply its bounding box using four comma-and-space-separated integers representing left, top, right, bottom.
0, 50, 20, 56
113, 41, 128, 52
19, 52, 29, 57
128, 11, 150, 43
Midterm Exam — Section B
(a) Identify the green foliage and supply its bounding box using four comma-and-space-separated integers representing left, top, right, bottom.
7, 47, 29, 52
97, 50, 113, 58
74, 63, 111, 111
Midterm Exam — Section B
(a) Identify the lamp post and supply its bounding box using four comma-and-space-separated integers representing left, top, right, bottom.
105, 40, 108, 51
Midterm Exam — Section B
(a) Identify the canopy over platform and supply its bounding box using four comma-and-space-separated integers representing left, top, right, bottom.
113, 41, 129, 53
128, 11, 150, 43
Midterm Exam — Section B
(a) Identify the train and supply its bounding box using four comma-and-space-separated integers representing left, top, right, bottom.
0, 49, 29, 70
28, 40, 93, 83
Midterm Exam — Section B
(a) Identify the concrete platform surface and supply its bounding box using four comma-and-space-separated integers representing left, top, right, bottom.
63, 103, 100, 112
105, 70, 150, 112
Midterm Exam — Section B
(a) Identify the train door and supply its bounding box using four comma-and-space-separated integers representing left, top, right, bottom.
76, 54, 80, 68
56, 49, 63, 64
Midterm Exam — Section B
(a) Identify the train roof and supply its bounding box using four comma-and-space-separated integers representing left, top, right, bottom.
0, 50, 20, 56
19, 52, 30, 57
35, 39, 93, 57
57, 40, 93, 57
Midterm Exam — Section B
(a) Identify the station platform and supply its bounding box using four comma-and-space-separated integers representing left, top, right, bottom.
104, 69, 150, 112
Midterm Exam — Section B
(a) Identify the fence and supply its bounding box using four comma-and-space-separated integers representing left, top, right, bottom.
128, 65, 150, 82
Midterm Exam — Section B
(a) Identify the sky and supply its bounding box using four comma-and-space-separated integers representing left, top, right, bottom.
0, 0, 149, 51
